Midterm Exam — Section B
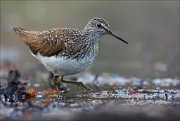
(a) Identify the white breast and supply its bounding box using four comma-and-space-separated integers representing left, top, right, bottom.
32, 52, 95, 76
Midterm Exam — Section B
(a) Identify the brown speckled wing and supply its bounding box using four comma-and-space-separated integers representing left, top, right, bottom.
28, 29, 66, 56
13, 27, 82, 57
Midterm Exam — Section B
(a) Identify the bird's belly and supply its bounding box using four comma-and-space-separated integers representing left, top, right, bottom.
33, 53, 94, 76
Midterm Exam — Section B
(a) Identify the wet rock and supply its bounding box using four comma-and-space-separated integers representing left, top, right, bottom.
2, 70, 29, 103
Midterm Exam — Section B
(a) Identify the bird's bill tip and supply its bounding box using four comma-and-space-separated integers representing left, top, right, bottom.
110, 32, 128, 44
102, 27, 128, 44
107, 29, 128, 44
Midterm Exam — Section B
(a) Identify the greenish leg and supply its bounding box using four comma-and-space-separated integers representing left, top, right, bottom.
60, 76, 92, 92
50, 75, 58, 88
51, 75, 61, 97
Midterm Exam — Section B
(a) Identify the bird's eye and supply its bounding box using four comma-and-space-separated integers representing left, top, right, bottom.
96, 23, 102, 28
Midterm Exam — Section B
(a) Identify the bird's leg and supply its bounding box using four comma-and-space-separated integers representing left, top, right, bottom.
50, 75, 61, 97
50, 75, 58, 88
60, 76, 92, 92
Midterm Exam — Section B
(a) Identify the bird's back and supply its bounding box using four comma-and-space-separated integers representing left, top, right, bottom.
12, 27, 85, 57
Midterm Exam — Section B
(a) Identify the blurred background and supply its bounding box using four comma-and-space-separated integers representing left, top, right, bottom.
0, 1, 179, 79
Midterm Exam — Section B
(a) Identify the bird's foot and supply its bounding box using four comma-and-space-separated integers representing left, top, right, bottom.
51, 84, 61, 98
60, 76, 93, 94
50, 76, 62, 98
76, 82, 93, 93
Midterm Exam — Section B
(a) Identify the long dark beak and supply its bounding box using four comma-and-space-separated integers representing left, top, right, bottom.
103, 27, 128, 44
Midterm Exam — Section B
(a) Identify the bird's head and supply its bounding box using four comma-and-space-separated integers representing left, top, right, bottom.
84, 17, 128, 44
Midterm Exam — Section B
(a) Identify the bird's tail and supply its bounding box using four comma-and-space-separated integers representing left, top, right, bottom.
11, 27, 38, 42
